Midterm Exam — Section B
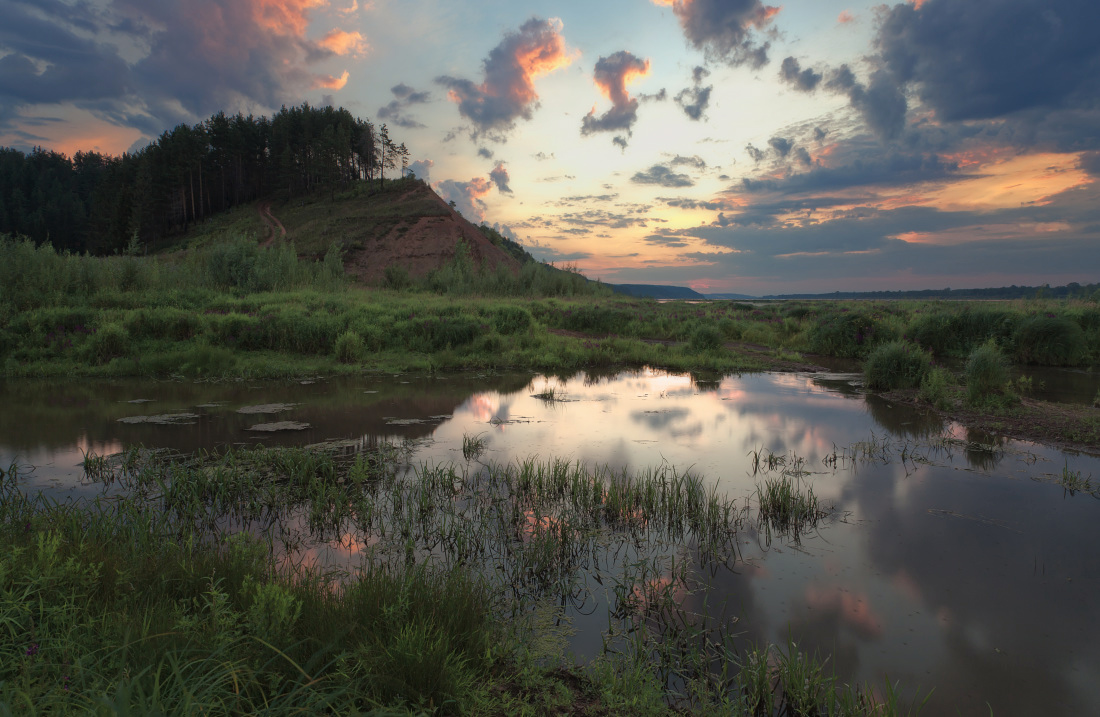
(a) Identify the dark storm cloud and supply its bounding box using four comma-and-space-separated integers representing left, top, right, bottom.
659, 0, 779, 68
436, 17, 572, 139
779, 56, 821, 92
876, 0, 1100, 123
0, 0, 367, 137
738, 151, 959, 194
581, 51, 650, 144
631, 164, 694, 188
378, 83, 431, 129
1080, 152, 1100, 178
0, 1, 130, 119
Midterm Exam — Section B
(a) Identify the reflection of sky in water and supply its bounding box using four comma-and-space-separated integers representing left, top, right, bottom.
2, 370, 1099, 715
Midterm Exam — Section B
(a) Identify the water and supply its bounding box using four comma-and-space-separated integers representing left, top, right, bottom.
2, 369, 1098, 716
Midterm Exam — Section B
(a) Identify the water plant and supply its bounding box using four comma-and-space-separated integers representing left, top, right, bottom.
918, 366, 954, 410
461, 431, 487, 461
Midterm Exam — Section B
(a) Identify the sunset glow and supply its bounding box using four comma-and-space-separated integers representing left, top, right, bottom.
1, 0, 1095, 293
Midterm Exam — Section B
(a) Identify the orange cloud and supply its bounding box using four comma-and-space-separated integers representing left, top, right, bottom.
436, 18, 575, 135
252, 0, 328, 36
315, 70, 350, 90
319, 29, 369, 57
838, 10, 855, 23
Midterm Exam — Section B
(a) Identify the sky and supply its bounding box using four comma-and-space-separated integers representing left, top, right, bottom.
1, 0, 1099, 294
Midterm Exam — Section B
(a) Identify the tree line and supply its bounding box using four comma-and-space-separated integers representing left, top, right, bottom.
0, 104, 410, 254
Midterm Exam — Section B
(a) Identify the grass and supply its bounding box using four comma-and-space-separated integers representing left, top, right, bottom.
0, 441, 933, 715
1058, 461, 1097, 498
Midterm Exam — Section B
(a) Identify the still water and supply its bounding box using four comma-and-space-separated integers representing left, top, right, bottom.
2, 369, 1098, 716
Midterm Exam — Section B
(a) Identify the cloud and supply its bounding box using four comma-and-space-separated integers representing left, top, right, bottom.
736, 150, 958, 194
631, 164, 694, 188
377, 82, 431, 129
1080, 152, 1100, 178
408, 159, 433, 182
779, 57, 822, 92
581, 51, 651, 145
768, 136, 793, 157
875, 0, 1100, 125
477, 147, 493, 159
671, 155, 707, 169
436, 17, 574, 139
837, 10, 855, 24
433, 176, 492, 222
489, 161, 512, 194
651, 0, 779, 68
0, 0, 374, 141
318, 29, 368, 57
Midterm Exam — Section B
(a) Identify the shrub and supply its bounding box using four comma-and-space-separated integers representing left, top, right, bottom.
334, 330, 365, 363
965, 339, 1010, 405
718, 317, 742, 340
493, 305, 532, 335
807, 310, 897, 358
1013, 315, 1087, 366
383, 264, 412, 290
86, 323, 131, 364
690, 324, 724, 352
919, 366, 954, 410
863, 341, 932, 390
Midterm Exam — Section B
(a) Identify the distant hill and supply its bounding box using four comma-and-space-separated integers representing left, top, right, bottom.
757, 283, 1099, 300
611, 284, 707, 299
703, 292, 759, 301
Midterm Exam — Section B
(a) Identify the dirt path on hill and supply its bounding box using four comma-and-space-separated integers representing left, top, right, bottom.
258, 202, 286, 246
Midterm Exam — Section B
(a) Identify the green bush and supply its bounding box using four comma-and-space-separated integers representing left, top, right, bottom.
689, 324, 724, 352
383, 264, 412, 290
919, 366, 954, 410
1013, 315, 1087, 366
334, 330, 365, 363
807, 310, 897, 358
965, 339, 1011, 405
718, 317, 741, 339
909, 308, 1018, 357
492, 305, 532, 335
863, 341, 932, 390
86, 323, 131, 364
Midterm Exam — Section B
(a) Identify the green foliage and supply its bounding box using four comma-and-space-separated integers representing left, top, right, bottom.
689, 324, 724, 352
86, 322, 130, 364
383, 263, 412, 290
333, 329, 365, 363
918, 366, 954, 410
807, 310, 897, 358
965, 339, 1011, 405
493, 305, 533, 335
863, 340, 932, 390
908, 307, 1018, 357
1013, 315, 1087, 366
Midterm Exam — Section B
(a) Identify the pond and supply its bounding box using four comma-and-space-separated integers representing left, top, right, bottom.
3, 369, 1098, 716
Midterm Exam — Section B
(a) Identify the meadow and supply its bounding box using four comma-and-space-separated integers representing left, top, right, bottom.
3, 235, 1097, 387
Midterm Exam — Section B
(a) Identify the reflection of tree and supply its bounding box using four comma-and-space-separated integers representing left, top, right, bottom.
689, 371, 723, 392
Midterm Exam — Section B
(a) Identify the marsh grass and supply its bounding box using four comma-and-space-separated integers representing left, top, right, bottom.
461, 432, 487, 461
1057, 461, 1097, 498
2, 436, 939, 714
863, 341, 932, 390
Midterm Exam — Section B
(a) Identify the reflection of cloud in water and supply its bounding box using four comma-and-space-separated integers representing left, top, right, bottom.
458, 392, 502, 423
802, 584, 884, 639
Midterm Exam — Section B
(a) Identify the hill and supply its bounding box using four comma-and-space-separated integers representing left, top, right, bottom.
611, 284, 706, 300
186, 178, 524, 285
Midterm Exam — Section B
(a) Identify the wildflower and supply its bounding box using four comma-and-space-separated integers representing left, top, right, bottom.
25, 643, 39, 657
